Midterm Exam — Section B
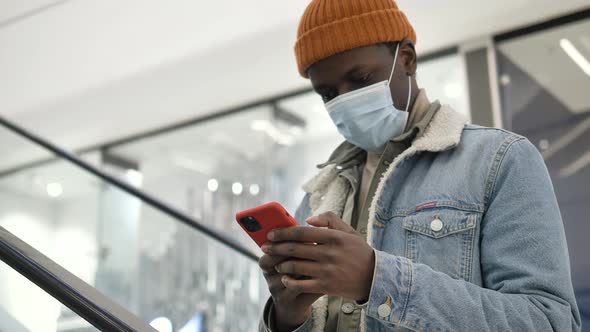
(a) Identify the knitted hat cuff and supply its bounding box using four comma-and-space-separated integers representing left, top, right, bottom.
295, 8, 416, 78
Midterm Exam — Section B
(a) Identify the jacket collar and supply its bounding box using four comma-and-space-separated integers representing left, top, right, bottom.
412, 104, 468, 153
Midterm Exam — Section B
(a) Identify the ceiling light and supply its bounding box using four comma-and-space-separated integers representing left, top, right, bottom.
149, 317, 173, 332
500, 74, 511, 86
250, 120, 271, 131
232, 182, 243, 195
444, 83, 462, 99
207, 179, 219, 192
249, 184, 260, 196
125, 169, 143, 187
46, 183, 63, 198
560, 38, 590, 77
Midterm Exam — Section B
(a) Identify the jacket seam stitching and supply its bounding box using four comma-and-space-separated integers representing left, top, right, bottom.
483, 136, 525, 209
379, 200, 485, 219
399, 258, 413, 325
464, 224, 476, 281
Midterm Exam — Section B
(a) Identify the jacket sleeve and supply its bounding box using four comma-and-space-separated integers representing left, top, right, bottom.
365, 137, 582, 331
294, 193, 313, 225
259, 194, 315, 332
259, 297, 314, 332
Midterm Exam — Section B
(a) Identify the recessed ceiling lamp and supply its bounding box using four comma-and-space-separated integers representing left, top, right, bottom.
46, 182, 63, 198
560, 38, 590, 77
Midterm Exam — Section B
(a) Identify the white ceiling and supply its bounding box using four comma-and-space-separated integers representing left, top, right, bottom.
0, 0, 65, 24
0, 0, 588, 159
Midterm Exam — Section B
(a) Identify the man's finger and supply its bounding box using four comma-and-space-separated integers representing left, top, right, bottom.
259, 254, 289, 273
282, 276, 324, 294
262, 242, 325, 260
267, 275, 286, 294
276, 260, 322, 277
268, 225, 337, 244
306, 212, 355, 233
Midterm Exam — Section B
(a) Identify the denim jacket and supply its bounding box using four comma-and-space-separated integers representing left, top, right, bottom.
261, 106, 581, 331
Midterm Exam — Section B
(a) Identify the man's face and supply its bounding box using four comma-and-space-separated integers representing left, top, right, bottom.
308, 39, 417, 111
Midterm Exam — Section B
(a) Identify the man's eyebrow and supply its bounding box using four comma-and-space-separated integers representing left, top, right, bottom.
343, 64, 370, 77
312, 64, 372, 92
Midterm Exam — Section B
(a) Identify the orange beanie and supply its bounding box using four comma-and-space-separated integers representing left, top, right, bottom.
295, 0, 417, 78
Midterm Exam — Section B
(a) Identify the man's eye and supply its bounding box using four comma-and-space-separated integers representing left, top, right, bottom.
353, 73, 372, 83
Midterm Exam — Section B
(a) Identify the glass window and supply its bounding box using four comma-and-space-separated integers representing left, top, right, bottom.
275, 91, 342, 212
0, 125, 267, 331
110, 106, 278, 250
418, 53, 471, 119
496, 18, 590, 328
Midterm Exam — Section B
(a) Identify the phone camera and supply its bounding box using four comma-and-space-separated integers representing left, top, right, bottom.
239, 216, 263, 232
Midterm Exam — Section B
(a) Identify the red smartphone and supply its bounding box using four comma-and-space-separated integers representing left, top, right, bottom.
236, 202, 299, 247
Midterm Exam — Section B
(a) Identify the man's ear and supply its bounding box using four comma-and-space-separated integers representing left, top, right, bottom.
399, 38, 417, 76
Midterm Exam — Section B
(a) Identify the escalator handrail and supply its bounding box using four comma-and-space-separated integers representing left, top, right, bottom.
0, 225, 156, 332
0, 115, 258, 262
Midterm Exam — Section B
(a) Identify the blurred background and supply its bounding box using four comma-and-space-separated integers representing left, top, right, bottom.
0, 1, 589, 331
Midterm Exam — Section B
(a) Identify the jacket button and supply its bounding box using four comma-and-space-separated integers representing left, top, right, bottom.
341, 302, 355, 314
378, 303, 392, 318
430, 218, 443, 232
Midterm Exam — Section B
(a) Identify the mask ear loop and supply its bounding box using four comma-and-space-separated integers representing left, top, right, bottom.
388, 43, 412, 112
405, 76, 412, 113
387, 43, 400, 85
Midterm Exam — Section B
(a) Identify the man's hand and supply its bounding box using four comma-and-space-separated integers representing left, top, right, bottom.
259, 254, 322, 332
261, 212, 376, 302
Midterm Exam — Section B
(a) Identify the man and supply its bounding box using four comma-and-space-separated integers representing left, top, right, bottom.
258, 0, 581, 331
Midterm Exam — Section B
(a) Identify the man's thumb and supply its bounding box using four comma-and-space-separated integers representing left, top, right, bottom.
306, 212, 355, 233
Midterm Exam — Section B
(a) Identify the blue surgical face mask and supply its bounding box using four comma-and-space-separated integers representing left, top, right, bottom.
325, 44, 412, 152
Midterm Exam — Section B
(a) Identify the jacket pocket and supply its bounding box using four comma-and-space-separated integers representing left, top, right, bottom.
402, 208, 479, 281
